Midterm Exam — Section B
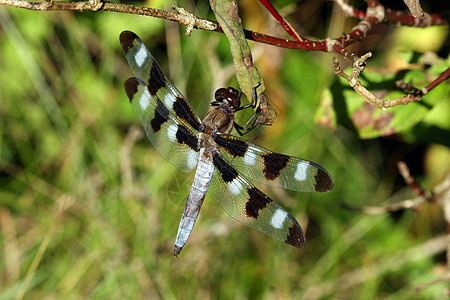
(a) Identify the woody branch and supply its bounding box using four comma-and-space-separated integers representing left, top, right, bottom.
1, 0, 446, 48
1, 0, 448, 110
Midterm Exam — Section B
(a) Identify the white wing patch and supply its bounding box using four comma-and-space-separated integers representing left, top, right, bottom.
135, 45, 148, 68
167, 124, 178, 142
164, 92, 176, 109
270, 209, 288, 229
294, 162, 309, 182
139, 88, 150, 110
168, 85, 178, 98
243, 150, 256, 165
186, 149, 199, 171
228, 178, 243, 195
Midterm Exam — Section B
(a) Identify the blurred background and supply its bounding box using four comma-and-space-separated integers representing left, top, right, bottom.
1, 0, 449, 298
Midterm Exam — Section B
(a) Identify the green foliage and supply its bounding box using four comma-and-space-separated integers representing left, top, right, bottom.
315, 53, 450, 140
1, 5, 449, 300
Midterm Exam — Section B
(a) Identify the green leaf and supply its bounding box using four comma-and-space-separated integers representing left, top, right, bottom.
315, 52, 450, 139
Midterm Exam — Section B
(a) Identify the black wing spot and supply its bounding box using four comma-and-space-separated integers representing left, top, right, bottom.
314, 167, 334, 192
213, 154, 238, 183
150, 98, 170, 133
119, 31, 138, 55
173, 97, 201, 131
263, 153, 290, 181
285, 219, 305, 248
176, 125, 199, 151
148, 60, 167, 96
214, 136, 248, 158
246, 187, 272, 219
124, 78, 139, 103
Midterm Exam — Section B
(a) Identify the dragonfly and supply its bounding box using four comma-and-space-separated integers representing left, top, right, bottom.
119, 31, 334, 257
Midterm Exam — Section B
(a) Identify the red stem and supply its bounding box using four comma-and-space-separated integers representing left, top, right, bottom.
385, 9, 448, 27
258, 0, 302, 41
424, 67, 450, 93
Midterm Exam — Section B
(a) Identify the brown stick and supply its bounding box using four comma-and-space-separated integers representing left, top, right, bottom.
1, 0, 447, 110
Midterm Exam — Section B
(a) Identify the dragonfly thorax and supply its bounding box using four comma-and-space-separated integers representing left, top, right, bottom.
201, 103, 235, 135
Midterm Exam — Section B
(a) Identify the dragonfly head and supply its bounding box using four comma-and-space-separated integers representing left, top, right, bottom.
214, 87, 241, 110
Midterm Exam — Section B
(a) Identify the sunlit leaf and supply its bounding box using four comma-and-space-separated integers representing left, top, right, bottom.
315, 52, 449, 139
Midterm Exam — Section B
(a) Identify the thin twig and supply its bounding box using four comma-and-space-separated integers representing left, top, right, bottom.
421, 67, 450, 95
1, 0, 446, 49
334, 0, 446, 26
258, 0, 303, 42
340, 168, 449, 215
397, 161, 428, 201
2, 0, 447, 110
341, 171, 450, 292
340, 196, 425, 214
333, 55, 428, 109
0, 0, 219, 31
